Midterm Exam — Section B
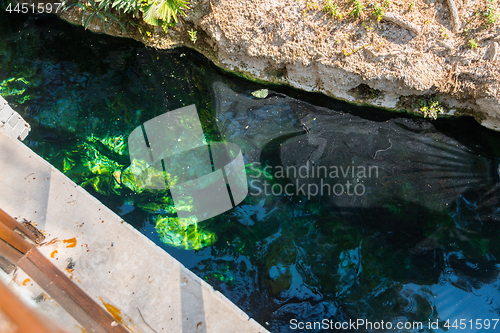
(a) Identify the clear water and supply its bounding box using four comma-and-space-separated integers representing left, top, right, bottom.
2, 9, 500, 333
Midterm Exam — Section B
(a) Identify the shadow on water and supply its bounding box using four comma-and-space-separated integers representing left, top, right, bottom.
2, 8, 500, 333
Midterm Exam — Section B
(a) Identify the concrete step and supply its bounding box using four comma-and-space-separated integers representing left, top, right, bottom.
0, 96, 30, 141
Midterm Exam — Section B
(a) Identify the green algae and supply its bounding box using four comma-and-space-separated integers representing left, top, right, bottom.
121, 159, 169, 193
154, 215, 217, 250
0, 77, 31, 103
46, 135, 214, 250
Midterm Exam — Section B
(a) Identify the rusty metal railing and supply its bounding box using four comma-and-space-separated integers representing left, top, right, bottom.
0, 208, 129, 333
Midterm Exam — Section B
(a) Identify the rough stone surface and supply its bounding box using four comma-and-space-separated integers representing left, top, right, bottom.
30, 0, 500, 130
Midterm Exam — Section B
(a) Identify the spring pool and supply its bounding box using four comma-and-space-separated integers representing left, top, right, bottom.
2, 9, 500, 332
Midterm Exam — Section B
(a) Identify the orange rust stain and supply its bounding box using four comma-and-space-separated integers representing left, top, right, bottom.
50, 250, 58, 258
22, 278, 31, 286
99, 298, 141, 332
63, 238, 77, 248
65, 268, 75, 279
100, 298, 123, 323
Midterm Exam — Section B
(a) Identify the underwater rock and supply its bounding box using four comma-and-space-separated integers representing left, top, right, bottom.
214, 82, 498, 217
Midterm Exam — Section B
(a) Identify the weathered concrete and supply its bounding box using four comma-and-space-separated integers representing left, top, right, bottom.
0, 129, 268, 333
0, 96, 30, 141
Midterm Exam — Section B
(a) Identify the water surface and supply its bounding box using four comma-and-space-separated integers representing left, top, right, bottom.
2, 9, 500, 332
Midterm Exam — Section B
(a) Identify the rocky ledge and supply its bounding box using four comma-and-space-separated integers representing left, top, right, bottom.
42, 0, 500, 130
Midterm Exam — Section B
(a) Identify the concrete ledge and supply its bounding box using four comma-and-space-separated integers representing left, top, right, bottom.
0, 130, 268, 333
0, 96, 30, 141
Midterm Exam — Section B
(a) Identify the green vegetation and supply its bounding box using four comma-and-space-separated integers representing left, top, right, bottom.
418, 98, 444, 119
401, 96, 445, 120
154, 215, 217, 250
468, 38, 479, 49
323, 0, 342, 18
65, 0, 190, 32
141, 0, 189, 26
441, 27, 449, 39
350, 0, 365, 17
484, 0, 498, 24
65, 0, 129, 32
0, 77, 31, 103
372, 0, 391, 21
188, 28, 197, 43
110, 0, 141, 15
52, 135, 217, 250
307, 1, 320, 9
409, 2, 415, 10
372, 3, 384, 21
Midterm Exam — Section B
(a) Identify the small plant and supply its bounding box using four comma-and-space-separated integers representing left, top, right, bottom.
409, 2, 415, 10
441, 27, 449, 39
383, 0, 390, 8
419, 99, 444, 119
484, 0, 498, 24
161, 20, 178, 33
307, 1, 320, 9
188, 28, 197, 44
372, 3, 384, 21
468, 38, 479, 49
323, 0, 343, 18
350, 0, 365, 17
362, 21, 374, 30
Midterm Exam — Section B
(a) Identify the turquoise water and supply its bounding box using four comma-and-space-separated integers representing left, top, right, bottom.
2, 9, 500, 332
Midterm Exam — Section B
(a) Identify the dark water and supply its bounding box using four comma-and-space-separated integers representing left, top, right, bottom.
2, 8, 500, 332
